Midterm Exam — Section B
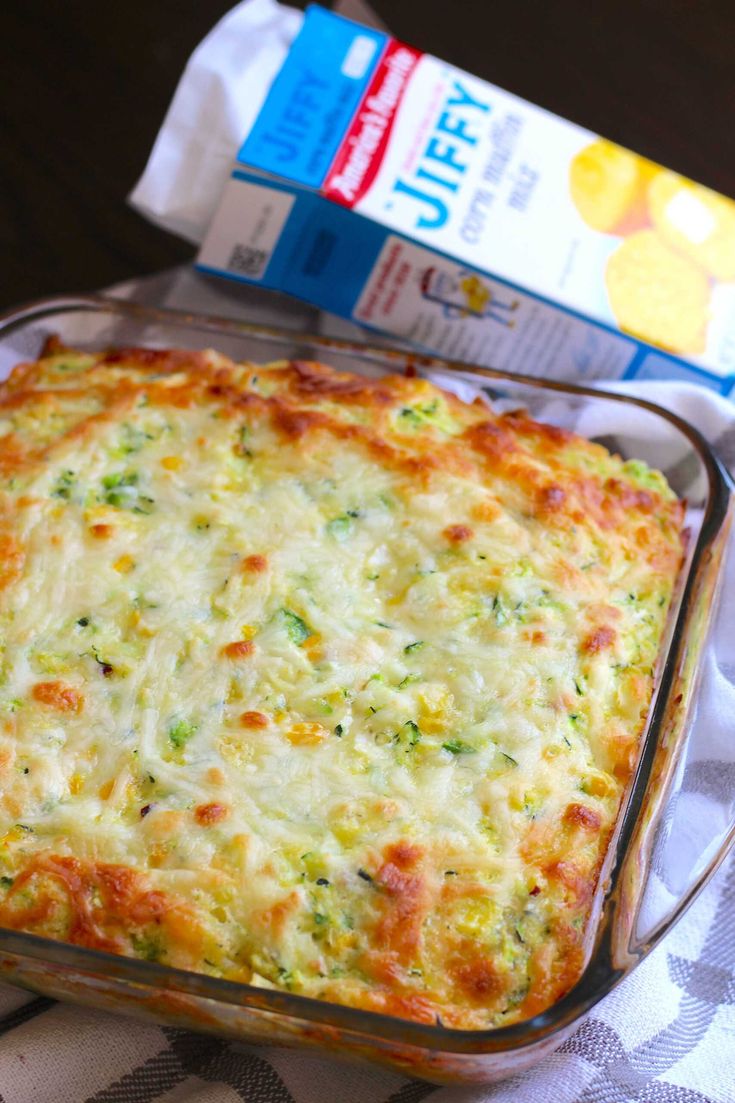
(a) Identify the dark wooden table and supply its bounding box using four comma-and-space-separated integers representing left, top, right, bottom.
2, 0, 733, 311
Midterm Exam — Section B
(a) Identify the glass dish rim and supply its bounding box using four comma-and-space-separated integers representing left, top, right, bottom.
0, 291, 731, 1057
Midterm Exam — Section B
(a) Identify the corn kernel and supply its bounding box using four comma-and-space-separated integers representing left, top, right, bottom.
218, 734, 253, 767
1, 793, 22, 818
580, 772, 613, 798
329, 809, 362, 847
303, 634, 324, 662
161, 455, 183, 471
420, 716, 445, 734
114, 554, 134, 574
147, 844, 168, 868
301, 851, 328, 879
418, 685, 452, 732
0, 825, 25, 848
453, 896, 498, 938
286, 722, 328, 747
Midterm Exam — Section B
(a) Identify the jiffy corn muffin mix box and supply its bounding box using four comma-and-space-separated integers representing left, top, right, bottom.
198, 4, 735, 391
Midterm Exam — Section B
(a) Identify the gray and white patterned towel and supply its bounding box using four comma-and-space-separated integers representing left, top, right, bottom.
0, 272, 733, 1101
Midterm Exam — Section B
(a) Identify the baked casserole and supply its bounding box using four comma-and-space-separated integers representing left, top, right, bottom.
0, 343, 684, 1030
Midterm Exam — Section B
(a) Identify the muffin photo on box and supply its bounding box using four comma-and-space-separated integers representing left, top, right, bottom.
569, 139, 656, 236
605, 229, 711, 354
648, 171, 735, 282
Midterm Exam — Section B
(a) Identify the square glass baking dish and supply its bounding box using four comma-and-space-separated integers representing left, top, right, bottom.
0, 293, 731, 1085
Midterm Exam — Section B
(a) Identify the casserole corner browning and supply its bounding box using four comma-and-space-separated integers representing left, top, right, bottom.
0, 341, 684, 1030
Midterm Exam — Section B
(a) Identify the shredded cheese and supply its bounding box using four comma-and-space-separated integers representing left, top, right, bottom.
0, 346, 683, 1028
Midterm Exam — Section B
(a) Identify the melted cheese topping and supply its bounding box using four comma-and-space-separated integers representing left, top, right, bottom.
0, 345, 684, 1029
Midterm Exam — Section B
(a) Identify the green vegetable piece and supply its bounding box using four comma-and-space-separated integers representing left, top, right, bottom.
102, 471, 137, 490
622, 458, 664, 490
327, 513, 356, 540
394, 720, 421, 749
523, 791, 543, 819
443, 739, 477, 755
117, 423, 153, 455
404, 641, 424, 654
398, 401, 439, 428
492, 596, 508, 626
102, 471, 153, 512
51, 470, 76, 500
237, 425, 254, 458
168, 718, 197, 749
131, 934, 163, 962
280, 609, 312, 645
398, 674, 420, 689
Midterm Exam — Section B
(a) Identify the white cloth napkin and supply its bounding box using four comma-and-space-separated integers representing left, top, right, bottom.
129, 0, 384, 245
0, 268, 732, 1102
129, 0, 303, 245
